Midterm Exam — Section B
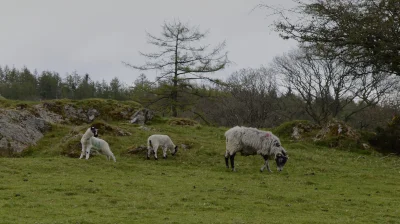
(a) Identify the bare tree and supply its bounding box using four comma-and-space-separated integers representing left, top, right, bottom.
272, 47, 399, 124
200, 67, 287, 127
123, 20, 229, 117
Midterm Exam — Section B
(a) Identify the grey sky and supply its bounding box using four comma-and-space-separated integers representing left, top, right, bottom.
0, 0, 297, 85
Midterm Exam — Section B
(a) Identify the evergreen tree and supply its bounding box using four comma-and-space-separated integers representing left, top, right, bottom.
124, 20, 229, 117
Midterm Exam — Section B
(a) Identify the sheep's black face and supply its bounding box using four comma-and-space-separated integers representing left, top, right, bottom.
275, 154, 288, 172
90, 126, 98, 137
172, 146, 178, 156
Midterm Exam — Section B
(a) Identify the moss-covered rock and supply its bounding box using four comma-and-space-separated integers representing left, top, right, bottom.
91, 121, 132, 136
43, 98, 142, 123
274, 119, 370, 152
273, 120, 320, 139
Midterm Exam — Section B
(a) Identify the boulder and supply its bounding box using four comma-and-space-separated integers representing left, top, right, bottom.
130, 108, 154, 125
0, 109, 52, 153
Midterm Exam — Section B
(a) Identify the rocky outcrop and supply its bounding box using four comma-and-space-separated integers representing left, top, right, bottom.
130, 108, 154, 125
63, 104, 100, 123
0, 108, 52, 154
0, 99, 142, 155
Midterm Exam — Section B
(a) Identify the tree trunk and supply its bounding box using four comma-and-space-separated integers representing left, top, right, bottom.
171, 83, 178, 117
172, 35, 179, 117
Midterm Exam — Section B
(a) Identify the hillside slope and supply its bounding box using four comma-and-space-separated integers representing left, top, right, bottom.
0, 119, 399, 223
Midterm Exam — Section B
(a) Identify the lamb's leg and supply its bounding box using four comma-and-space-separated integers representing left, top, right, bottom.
153, 144, 159, 160
79, 144, 85, 159
162, 146, 168, 159
230, 153, 236, 172
85, 147, 91, 160
224, 151, 229, 168
260, 155, 272, 172
147, 147, 151, 160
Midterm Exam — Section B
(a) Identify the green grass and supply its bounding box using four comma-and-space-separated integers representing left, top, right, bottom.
1, 121, 400, 223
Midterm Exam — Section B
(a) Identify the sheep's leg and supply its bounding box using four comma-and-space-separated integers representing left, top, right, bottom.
153, 144, 159, 160
79, 144, 85, 159
260, 155, 272, 172
147, 146, 152, 160
230, 153, 236, 172
224, 151, 230, 168
162, 146, 167, 159
85, 147, 91, 160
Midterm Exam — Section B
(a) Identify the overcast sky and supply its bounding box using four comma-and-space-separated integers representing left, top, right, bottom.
0, 0, 297, 85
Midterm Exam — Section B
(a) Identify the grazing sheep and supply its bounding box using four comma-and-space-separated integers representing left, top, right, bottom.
79, 126, 116, 162
147, 135, 178, 160
224, 126, 288, 172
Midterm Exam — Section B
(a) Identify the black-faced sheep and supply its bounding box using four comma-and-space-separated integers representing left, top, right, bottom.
224, 126, 288, 172
147, 134, 178, 160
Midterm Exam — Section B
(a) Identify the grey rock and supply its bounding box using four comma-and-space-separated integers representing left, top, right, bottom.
0, 109, 52, 153
130, 108, 154, 125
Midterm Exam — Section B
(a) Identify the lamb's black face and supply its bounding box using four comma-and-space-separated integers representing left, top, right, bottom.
172, 146, 178, 156
275, 154, 288, 172
90, 126, 98, 137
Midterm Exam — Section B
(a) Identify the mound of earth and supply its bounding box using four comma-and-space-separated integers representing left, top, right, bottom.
168, 118, 199, 126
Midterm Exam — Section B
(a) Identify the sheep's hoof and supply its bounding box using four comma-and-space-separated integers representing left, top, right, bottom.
232, 168, 236, 172
260, 169, 264, 172
147, 157, 150, 160
155, 158, 158, 160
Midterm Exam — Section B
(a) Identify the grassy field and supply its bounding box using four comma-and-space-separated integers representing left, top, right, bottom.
0, 120, 399, 224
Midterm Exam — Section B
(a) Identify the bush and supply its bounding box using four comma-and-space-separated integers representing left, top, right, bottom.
370, 115, 400, 154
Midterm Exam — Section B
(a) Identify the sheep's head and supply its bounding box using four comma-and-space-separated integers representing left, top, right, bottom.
172, 145, 178, 156
90, 126, 98, 137
272, 140, 288, 171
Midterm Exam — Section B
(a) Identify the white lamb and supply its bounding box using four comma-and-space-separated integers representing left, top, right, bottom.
224, 126, 288, 172
147, 134, 178, 160
79, 126, 116, 162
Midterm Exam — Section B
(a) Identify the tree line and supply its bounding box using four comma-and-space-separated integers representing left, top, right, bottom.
0, 66, 130, 101
1, 63, 398, 133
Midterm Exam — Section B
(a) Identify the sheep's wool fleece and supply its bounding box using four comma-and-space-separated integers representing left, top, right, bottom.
148, 135, 175, 147
225, 126, 284, 156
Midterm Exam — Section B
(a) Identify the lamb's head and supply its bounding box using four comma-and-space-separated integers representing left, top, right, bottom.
90, 126, 98, 137
171, 145, 178, 156
273, 141, 288, 172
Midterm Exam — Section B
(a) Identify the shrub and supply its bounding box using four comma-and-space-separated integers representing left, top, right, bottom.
369, 115, 400, 154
